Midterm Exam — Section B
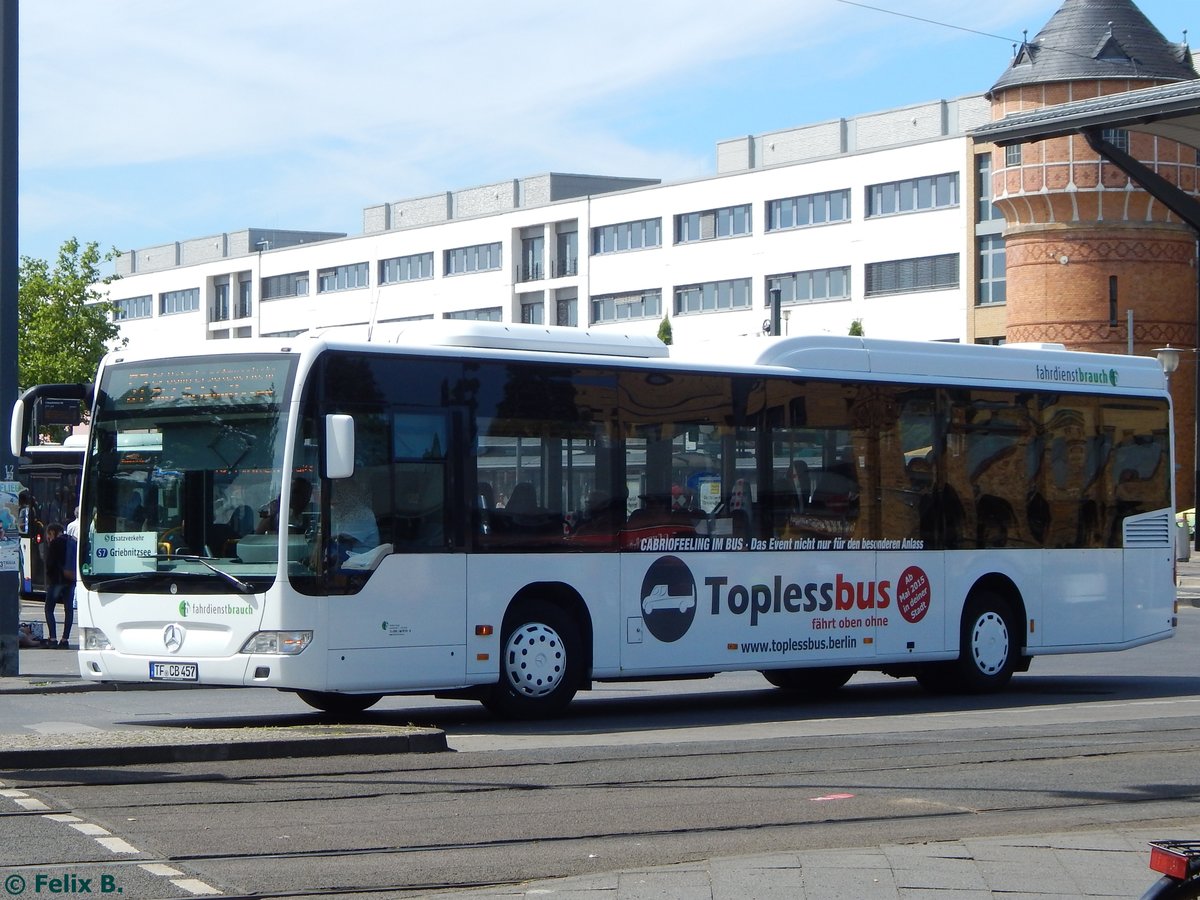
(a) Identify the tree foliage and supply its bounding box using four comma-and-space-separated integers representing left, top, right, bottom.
848, 318, 864, 336
657, 315, 673, 346
18, 238, 125, 389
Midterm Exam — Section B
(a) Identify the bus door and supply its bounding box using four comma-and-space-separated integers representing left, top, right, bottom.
321, 408, 468, 691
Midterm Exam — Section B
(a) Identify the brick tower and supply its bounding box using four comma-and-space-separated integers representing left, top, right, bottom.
987, 0, 1199, 511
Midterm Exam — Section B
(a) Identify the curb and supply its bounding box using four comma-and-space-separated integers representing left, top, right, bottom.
0, 724, 448, 770
0, 679, 201, 695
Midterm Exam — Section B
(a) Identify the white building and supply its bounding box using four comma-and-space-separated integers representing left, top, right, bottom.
101, 94, 1005, 352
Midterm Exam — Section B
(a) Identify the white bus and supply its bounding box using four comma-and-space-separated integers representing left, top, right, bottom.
16, 322, 1177, 717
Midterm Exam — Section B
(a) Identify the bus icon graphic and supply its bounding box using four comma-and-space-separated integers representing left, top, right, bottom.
641, 583, 697, 615
639, 556, 698, 643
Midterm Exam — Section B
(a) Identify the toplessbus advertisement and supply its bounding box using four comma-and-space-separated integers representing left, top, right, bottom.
621, 551, 944, 670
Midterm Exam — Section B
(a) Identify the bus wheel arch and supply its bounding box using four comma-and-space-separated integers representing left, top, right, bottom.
484, 583, 591, 719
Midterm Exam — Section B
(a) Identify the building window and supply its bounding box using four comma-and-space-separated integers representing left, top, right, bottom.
212, 281, 230, 322
236, 275, 252, 318
520, 292, 544, 324
379, 252, 433, 284
975, 153, 1002, 223
555, 290, 578, 327
378, 314, 435, 325
445, 242, 502, 276
114, 295, 152, 321
975, 336, 1005, 346
976, 235, 1006, 305
674, 204, 751, 244
767, 267, 851, 306
865, 254, 959, 297
317, 262, 368, 293
591, 288, 661, 324
445, 307, 502, 321
674, 278, 752, 315
1101, 128, 1130, 153
261, 271, 309, 301
519, 235, 544, 283
160, 288, 199, 316
1005, 145, 1022, 167
866, 173, 958, 217
766, 189, 850, 230
591, 218, 661, 254
261, 328, 308, 338
555, 230, 578, 275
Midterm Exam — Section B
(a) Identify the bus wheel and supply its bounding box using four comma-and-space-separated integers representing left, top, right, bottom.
923, 592, 1017, 694
297, 690, 382, 715
761, 667, 854, 695
960, 593, 1017, 690
485, 600, 582, 719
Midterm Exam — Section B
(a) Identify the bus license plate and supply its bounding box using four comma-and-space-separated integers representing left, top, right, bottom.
149, 661, 198, 682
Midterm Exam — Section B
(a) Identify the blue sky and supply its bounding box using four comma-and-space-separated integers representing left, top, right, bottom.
17, 0, 1195, 270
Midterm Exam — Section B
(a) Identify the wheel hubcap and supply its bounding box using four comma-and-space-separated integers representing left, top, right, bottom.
970, 611, 1009, 675
502, 622, 565, 698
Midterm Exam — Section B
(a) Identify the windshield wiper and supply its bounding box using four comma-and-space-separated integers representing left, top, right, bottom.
170, 555, 255, 593
93, 556, 256, 594
93, 571, 165, 593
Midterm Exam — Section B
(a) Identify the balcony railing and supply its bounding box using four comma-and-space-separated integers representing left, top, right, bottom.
516, 263, 544, 283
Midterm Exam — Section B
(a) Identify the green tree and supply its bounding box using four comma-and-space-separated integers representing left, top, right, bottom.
848, 318, 864, 337
18, 238, 125, 389
657, 315, 673, 346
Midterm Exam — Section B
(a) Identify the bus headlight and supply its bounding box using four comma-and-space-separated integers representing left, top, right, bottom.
81, 628, 112, 651
240, 631, 313, 655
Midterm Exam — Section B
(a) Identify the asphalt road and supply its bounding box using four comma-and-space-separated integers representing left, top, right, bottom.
0, 610, 1197, 897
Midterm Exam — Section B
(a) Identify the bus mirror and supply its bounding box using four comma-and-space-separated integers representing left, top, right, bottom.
10, 397, 25, 457
325, 414, 355, 479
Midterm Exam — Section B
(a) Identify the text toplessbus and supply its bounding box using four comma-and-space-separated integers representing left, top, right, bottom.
14, 322, 1177, 717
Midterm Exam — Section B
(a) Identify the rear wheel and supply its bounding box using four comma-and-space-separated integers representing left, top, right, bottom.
484, 599, 582, 719
919, 591, 1018, 694
761, 667, 854, 695
1143, 875, 1200, 899
297, 690, 382, 715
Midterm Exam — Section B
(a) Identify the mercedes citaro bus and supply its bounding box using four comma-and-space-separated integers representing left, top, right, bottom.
11, 321, 1177, 717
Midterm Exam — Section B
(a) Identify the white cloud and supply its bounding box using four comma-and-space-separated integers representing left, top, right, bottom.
20, 0, 830, 169
20, 0, 1178, 261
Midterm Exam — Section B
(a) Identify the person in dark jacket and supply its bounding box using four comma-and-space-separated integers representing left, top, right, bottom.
43, 523, 74, 649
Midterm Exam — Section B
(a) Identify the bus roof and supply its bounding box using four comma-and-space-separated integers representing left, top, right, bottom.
98, 322, 1168, 395
669, 333, 1167, 394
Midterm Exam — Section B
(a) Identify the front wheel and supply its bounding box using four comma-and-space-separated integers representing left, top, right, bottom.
484, 600, 582, 719
297, 690, 382, 715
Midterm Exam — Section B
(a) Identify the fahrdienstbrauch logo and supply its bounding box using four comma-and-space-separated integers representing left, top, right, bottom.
639, 556, 932, 643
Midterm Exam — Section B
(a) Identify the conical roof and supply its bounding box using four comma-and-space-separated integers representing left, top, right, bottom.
989, 0, 1196, 96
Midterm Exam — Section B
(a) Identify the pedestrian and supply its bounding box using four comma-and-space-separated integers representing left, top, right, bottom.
42, 522, 74, 649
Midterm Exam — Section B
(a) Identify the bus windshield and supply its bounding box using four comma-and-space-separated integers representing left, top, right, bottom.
80, 355, 299, 593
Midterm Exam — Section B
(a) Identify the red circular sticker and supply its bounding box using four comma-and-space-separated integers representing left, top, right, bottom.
896, 565, 930, 623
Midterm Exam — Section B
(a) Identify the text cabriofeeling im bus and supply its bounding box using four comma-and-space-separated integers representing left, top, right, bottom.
10, 322, 1177, 717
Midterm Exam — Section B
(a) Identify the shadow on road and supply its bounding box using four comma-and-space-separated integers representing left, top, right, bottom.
116, 670, 1200, 740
